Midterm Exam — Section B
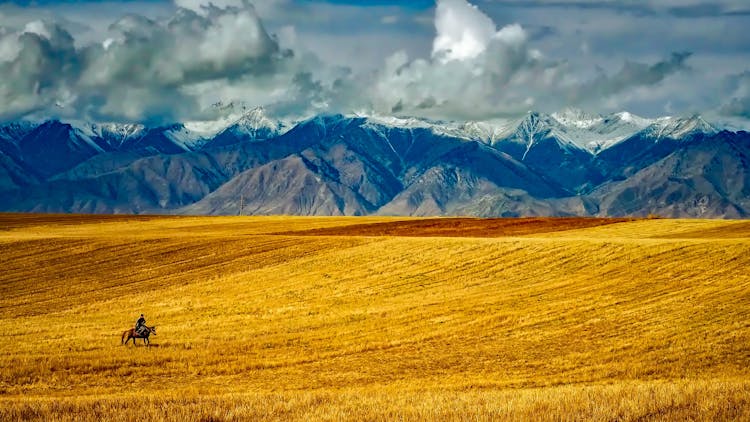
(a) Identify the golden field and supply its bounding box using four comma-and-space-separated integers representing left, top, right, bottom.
0, 214, 749, 421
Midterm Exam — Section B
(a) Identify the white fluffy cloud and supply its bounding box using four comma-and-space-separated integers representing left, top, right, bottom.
432, 0, 498, 62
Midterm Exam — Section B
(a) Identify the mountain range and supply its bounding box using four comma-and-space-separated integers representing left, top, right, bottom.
0, 107, 748, 218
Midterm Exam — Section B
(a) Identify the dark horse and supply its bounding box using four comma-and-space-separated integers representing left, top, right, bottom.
121, 325, 156, 346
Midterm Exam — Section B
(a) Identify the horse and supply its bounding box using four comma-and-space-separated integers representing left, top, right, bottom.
121, 325, 157, 346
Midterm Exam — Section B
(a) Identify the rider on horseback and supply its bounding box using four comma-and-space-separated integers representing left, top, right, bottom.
135, 314, 146, 335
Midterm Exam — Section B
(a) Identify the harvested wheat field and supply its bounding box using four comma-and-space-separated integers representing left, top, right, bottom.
0, 214, 749, 421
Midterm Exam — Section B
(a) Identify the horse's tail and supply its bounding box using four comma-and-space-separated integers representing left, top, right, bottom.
121, 330, 128, 345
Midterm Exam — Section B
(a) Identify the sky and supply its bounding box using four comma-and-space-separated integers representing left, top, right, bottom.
0, 0, 749, 126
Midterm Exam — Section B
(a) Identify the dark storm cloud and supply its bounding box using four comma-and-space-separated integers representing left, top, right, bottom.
0, 21, 80, 120
722, 97, 750, 119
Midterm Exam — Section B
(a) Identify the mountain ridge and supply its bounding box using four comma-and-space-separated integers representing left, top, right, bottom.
1, 110, 747, 218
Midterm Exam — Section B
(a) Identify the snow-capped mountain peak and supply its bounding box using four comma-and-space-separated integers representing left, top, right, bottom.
231, 106, 284, 133
645, 114, 717, 140
360, 113, 517, 145
440, 120, 516, 143
13, 109, 722, 159
69, 122, 146, 143
551, 108, 603, 129
359, 113, 436, 130
545, 110, 654, 153
612, 111, 652, 127
0, 120, 40, 142
515, 112, 575, 143
162, 124, 209, 151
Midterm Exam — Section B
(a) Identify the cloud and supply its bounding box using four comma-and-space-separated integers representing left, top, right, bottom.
0, 1, 325, 124
380, 15, 399, 25
0, 0, 737, 124
174, 0, 246, 11
364, 0, 550, 119
566, 52, 692, 105
486, 0, 750, 17
173, 0, 287, 19
720, 71, 750, 119
365, 0, 691, 120
0, 20, 79, 120
82, 4, 299, 123
432, 0, 498, 62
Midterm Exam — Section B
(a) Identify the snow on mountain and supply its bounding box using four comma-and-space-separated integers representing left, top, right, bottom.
435, 120, 517, 143
499, 111, 589, 158
66, 122, 146, 150
183, 106, 288, 140
46, 121, 107, 153
359, 113, 516, 145
2, 108, 748, 218
200, 107, 292, 149
157, 126, 205, 151
0, 120, 40, 143
54, 106, 292, 154
360, 109, 654, 155
69, 122, 145, 139
551, 108, 604, 129
551, 110, 654, 153
66, 108, 289, 152
0, 109, 723, 159
359, 113, 436, 130
230, 107, 288, 135
96, 123, 146, 139
66, 120, 205, 152
613, 111, 652, 127
62, 120, 206, 153
641, 115, 717, 140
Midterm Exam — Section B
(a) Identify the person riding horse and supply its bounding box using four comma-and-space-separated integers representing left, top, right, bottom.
135, 314, 146, 335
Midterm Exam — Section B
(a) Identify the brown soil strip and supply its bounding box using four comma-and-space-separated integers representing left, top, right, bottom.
278, 217, 636, 238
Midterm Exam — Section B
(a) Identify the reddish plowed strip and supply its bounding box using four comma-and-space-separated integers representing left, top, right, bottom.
280, 217, 636, 238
